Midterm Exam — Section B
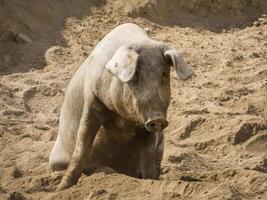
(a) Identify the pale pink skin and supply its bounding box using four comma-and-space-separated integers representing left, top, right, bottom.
49, 23, 193, 190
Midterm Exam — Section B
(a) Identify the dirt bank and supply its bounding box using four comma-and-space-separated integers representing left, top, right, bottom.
0, 0, 267, 199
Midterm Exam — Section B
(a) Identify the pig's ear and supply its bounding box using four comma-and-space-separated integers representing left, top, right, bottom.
105, 46, 139, 82
163, 46, 194, 80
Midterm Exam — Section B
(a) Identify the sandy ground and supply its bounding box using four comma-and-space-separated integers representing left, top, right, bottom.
0, 0, 267, 199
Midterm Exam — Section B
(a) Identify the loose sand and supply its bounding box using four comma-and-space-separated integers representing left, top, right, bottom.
0, 1, 267, 199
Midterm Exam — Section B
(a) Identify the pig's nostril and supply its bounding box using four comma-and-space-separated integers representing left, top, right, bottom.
145, 118, 168, 132
162, 121, 169, 128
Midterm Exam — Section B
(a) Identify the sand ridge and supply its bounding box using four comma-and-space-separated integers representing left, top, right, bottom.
0, 1, 267, 199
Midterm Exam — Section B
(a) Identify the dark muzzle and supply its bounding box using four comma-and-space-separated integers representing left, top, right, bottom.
145, 117, 168, 132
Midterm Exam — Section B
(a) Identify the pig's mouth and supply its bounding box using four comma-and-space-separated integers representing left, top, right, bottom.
133, 103, 168, 132
137, 118, 169, 133
144, 117, 169, 132
135, 112, 168, 132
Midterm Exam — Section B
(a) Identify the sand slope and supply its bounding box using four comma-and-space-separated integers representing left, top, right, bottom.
0, 1, 267, 199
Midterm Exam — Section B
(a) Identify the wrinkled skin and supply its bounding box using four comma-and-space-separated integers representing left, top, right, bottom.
49, 23, 193, 190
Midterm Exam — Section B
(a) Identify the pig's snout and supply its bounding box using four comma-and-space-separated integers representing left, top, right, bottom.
145, 117, 168, 132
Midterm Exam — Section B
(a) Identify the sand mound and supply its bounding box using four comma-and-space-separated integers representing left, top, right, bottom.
114, 0, 267, 31
0, 0, 104, 75
0, 0, 267, 199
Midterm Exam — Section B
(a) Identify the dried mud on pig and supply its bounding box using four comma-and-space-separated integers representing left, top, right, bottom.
0, 0, 267, 199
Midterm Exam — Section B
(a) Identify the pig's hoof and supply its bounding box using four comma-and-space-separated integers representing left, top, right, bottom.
57, 174, 77, 191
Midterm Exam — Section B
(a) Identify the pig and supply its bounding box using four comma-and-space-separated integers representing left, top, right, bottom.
49, 23, 193, 190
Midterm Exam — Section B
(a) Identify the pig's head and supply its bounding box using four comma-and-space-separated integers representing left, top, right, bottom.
106, 43, 193, 132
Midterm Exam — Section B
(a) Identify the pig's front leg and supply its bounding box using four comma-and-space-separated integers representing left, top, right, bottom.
139, 131, 164, 179
57, 102, 101, 191
155, 131, 164, 176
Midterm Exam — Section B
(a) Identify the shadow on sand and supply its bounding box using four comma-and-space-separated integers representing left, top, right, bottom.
0, 0, 105, 75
